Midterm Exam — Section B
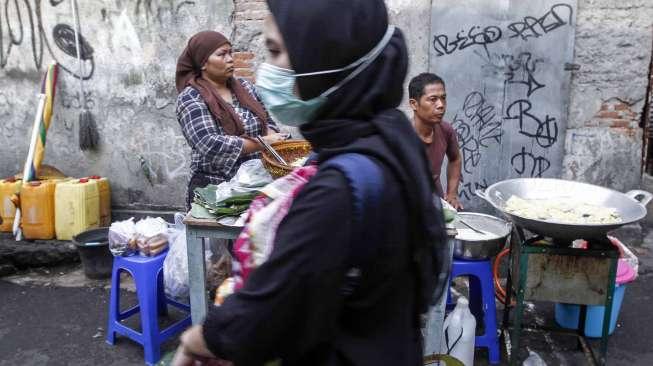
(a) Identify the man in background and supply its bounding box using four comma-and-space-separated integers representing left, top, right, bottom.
409, 73, 463, 210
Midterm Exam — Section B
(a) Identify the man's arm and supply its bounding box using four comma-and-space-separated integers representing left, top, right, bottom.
444, 122, 463, 210
445, 150, 463, 210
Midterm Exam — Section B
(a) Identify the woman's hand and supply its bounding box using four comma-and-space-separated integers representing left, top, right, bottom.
171, 325, 221, 366
243, 133, 288, 154
261, 132, 289, 145
171, 344, 197, 366
171, 344, 234, 366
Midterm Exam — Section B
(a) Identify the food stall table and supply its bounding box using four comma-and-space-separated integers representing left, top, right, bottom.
183, 214, 242, 324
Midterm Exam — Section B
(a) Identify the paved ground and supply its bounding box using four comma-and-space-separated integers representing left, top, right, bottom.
1, 228, 652, 365
0, 266, 182, 366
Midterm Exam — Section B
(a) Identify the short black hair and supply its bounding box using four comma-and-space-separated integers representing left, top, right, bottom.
408, 73, 446, 100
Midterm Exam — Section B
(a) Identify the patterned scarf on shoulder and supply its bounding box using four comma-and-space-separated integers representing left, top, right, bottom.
215, 165, 318, 304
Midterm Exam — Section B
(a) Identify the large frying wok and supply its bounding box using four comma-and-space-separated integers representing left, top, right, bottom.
475, 178, 653, 240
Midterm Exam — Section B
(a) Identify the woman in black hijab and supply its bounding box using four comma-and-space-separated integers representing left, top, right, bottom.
172, 1, 447, 365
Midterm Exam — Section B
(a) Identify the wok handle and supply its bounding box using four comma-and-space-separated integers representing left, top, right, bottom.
626, 190, 653, 206
475, 189, 490, 202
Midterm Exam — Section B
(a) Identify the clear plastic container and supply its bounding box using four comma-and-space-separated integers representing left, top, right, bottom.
441, 297, 477, 366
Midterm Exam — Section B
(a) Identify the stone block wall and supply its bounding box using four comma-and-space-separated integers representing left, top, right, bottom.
561, 0, 653, 192
233, 51, 256, 81
233, 0, 268, 66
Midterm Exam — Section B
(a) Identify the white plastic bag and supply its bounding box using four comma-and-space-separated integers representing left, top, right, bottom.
234, 159, 273, 188
134, 217, 169, 256
522, 349, 547, 366
108, 218, 137, 256
609, 235, 639, 279
164, 213, 190, 299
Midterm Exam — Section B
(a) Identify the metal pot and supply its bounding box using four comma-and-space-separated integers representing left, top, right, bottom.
452, 212, 511, 260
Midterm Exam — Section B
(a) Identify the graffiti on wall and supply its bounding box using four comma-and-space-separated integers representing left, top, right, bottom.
430, 0, 577, 208
433, 3, 573, 57
0, 0, 95, 79
134, 0, 196, 23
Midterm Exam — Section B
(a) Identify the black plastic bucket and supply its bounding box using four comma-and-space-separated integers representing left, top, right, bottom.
73, 227, 113, 279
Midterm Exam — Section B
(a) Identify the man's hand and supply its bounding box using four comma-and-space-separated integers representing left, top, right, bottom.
445, 193, 463, 211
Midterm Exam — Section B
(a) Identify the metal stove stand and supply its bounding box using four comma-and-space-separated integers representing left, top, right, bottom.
501, 227, 619, 365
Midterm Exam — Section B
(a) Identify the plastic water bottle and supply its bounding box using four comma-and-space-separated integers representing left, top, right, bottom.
441, 296, 477, 366
522, 349, 547, 366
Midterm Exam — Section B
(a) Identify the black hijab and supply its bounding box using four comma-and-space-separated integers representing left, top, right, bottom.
267, 0, 449, 313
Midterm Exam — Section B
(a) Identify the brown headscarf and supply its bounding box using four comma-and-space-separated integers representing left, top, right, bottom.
175, 31, 268, 136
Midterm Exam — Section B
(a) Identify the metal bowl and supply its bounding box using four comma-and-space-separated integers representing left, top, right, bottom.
452, 212, 511, 260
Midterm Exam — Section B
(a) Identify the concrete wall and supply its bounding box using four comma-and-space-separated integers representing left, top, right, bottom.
0, 0, 650, 211
0, 0, 233, 211
562, 0, 652, 192
387, 0, 432, 112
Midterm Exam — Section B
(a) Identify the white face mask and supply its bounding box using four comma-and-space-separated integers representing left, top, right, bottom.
255, 25, 396, 127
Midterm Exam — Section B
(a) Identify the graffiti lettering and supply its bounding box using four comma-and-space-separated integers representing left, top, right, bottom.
475, 51, 546, 97
510, 146, 551, 177
453, 91, 503, 174
458, 176, 489, 201
454, 120, 482, 174
461, 91, 503, 147
433, 25, 502, 57
504, 52, 545, 97
0, 0, 95, 79
135, 0, 196, 23
505, 99, 558, 148
433, 4, 573, 56
507, 4, 573, 42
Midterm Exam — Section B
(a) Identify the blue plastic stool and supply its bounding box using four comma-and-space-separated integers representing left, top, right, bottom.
448, 258, 500, 364
106, 250, 192, 365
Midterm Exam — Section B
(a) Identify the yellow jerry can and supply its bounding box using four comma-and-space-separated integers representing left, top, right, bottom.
0, 177, 21, 232
22, 180, 57, 240
55, 178, 100, 241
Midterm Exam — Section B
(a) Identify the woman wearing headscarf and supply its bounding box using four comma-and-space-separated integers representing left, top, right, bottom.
176, 31, 287, 209
172, 1, 447, 365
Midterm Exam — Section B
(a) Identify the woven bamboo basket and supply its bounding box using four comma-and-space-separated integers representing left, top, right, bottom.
261, 140, 312, 179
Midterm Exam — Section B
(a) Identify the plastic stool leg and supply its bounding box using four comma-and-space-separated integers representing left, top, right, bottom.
106, 264, 121, 345
480, 263, 500, 364
135, 268, 161, 365
156, 269, 168, 317
446, 285, 455, 311
469, 275, 485, 326
447, 265, 462, 310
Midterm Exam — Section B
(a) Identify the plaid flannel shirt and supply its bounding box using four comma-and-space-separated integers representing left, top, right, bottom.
177, 78, 279, 184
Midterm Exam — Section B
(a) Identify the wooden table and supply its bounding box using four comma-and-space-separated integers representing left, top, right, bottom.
183, 214, 242, 324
